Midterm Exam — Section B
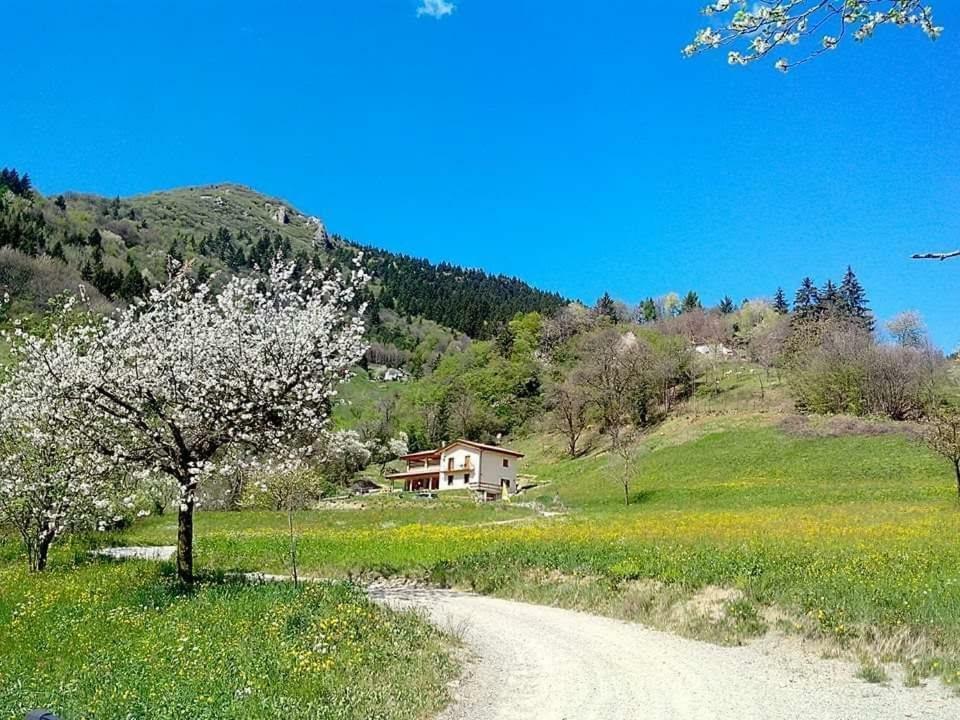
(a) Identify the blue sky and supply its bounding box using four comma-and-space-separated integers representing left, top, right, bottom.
4, 2, 959, 348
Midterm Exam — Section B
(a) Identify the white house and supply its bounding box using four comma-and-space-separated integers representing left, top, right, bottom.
387, 440, 524, 501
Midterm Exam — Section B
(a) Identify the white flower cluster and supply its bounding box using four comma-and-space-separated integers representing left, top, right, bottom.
0, 254, 369, 571
683, 1, 941, 71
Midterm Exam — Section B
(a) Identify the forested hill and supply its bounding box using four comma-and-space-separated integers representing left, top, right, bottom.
349, 244, 566, 338
0, 170, 566, 337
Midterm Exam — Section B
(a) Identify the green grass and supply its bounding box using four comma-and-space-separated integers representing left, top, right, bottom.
9, 413, 960, 696
0, 552, 455, 720
103, 417, 960, 686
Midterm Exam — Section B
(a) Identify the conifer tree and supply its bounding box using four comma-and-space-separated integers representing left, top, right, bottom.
773, 287, 789, 314
793, 277, 820, 320
640, 298, 657, 323
839, 266, 873, 330
595, 292, 617, 322
681, 291, 701, 313
120, 264, 147, 300
819, 279, 840, 318
718, 295, 735, 314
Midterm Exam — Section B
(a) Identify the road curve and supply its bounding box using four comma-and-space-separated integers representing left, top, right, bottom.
368, 583, 956, 720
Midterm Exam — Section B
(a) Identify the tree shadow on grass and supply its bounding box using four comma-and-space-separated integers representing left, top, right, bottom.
627, 489, 659, 506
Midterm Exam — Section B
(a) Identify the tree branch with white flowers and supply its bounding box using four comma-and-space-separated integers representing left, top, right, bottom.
5, 256, 369, 583
684, 1, 942, 72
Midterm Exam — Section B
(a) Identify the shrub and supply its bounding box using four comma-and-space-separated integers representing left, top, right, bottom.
788, 321, 944, 420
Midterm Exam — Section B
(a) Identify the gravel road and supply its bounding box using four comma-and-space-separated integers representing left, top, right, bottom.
368, 582, 957, 720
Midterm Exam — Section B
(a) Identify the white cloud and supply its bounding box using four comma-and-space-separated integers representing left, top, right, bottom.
417, 0, 455, 19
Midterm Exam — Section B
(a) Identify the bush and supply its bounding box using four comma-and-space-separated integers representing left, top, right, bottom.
788, 321, 944, 420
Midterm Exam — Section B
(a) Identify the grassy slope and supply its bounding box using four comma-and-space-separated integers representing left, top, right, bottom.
58, 184, 325, 280
103, 368, 960, 687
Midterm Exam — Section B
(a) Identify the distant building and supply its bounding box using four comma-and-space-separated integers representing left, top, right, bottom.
694, 343, 734, 358
387, 440, 524, 501
383, 367, 407, 382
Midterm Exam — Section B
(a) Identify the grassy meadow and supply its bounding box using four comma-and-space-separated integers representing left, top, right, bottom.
7, 368, 960, 712
0, 545, 456, 720
103, 406, 960, 687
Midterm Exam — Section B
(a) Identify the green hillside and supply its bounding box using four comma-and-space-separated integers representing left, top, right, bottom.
0, 170, 565, 339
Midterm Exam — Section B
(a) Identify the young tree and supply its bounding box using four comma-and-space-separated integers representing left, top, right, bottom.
923, 412, 960, 501
718, 295, 735, 315
773, 287, 790, 315
683, 1, 942, 73
886, 310, 928, 348
0, 383, 121, 571
575, 330, 651, 503
9, 257, 368, 583
659, 292, 682, 319
549, 382, 589, 458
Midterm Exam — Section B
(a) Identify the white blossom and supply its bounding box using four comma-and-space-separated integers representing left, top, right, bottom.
3, 254, 369, 580
684, 1, 941, 70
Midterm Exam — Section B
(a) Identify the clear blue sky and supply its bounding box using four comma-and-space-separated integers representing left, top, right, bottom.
4, 2, 959, 348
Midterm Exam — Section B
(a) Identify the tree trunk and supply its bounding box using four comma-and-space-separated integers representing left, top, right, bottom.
623, 481, 629, 506
954, 460, 960, 502
36, 534, 52, 572
29, 533, 53, 572
288, 508, 299, 587
177, 501, 194, 584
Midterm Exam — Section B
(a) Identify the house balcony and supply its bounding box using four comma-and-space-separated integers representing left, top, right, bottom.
444, 460, 474, 473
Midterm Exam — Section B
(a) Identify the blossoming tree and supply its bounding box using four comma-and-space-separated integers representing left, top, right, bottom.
684, 1, 942, 72
9, 257, 368, 583
0, 392, 123, 571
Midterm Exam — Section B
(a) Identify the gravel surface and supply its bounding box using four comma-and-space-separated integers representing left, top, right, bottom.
369, 582, 958, 720
94, 545, 177, 561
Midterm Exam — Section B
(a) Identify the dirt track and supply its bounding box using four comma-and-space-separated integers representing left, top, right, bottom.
369, 582, 957, 720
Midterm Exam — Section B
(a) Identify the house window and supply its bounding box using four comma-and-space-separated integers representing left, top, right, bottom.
447, 458, 454, 471
502, 458, 509, 468
447, 477, 453, 486
463, 474, 469, 482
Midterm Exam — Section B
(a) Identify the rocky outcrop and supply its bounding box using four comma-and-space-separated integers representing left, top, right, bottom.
271, 204, 290, 224
307, 215, 331, 248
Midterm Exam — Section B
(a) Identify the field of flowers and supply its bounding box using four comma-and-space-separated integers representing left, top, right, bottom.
0, 553, 455, 720
117, 422, 960, 684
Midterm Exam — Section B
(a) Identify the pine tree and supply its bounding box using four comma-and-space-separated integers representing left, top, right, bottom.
818, 279, 840, 318
49, 241, 65, 262
595, 292, 617, 322
839, 266, 873, 330
87, 228, 102, 248
681, 291, 701, 313
773, 287, 789, 314
120, 264, 147, 300
718, 295, 735, 314
640, 298, 657, 323
793, 277, 820, 320
195, 263, 212, 286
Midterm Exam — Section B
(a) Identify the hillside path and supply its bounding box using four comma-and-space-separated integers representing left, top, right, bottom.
368, 582, 956, 720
